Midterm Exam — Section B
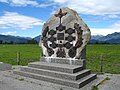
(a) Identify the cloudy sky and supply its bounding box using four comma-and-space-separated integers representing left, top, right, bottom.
0, 0, 120, 37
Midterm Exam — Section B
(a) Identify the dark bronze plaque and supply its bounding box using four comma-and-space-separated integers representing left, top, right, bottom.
68, 47, 76, 58
48, 37, 56, 42
56, 48, 66, 57
65, 42, 72, 49
57, 33, 64, 40
50, 43, 57, 48
65, 35, 75, 42
65, 28, 75, 34
56, 24, 66, 31
48, 29, 56, 35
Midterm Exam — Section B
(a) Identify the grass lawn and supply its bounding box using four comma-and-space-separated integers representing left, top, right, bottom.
0, 44, 41, 65
86, 44, 120, 74
0, 44, 120, 74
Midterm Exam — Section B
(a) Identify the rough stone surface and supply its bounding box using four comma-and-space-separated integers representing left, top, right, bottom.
40, 7, 91, 59
98, 73, 120, 90
20, 66, 91, 81
13, 61, 97, 89
13, 70, 96, 89
1, 70, 118, 90
28, 62, 83, 74
0, 62, 12, 71
40, 57, 85, 66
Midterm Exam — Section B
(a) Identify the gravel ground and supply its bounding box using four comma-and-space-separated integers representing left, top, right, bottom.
98, 73, 120, 90
0, 69, 120, 90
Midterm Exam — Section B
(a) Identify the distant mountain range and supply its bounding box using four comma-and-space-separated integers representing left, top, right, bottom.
0, 32, 120, 44
90, 32, 120, 44
33, 35, 41, 42
0, 35, 31, 43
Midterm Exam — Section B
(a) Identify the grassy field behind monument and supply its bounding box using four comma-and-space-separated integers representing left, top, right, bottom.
87, 45, 120, 74
0, 44, 41, 65
0, 44, 119, 74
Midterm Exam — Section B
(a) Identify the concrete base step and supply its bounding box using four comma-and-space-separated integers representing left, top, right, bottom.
20, 66, 91, 81
40, 57, 85, 66
13, 70, 97, 89
28, 62, 83, 74
13, 61, 97, 88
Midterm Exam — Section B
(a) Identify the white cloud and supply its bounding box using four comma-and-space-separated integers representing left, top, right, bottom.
0, 0, 8, 3
91, 21, 120, 35
38, 3, 54, 7
0, 0, 52, 7
107, 15, 119, 18
91, 28, 120, 35
51, 0, 120, 15
102, 14, 120, 20
0, 11, 44, 30
9, 0, 39, 7
51, 0, 68, 4
0, 31, 17, 35
1, 0, 120, 16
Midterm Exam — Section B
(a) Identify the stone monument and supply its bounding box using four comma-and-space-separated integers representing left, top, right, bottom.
40, 7, 90, 59
14, 7, 97, 89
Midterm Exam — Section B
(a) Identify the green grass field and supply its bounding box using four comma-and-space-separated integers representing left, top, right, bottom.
86, 45, 120, 74
0, 44, 41, 65
0, 44, 120, 74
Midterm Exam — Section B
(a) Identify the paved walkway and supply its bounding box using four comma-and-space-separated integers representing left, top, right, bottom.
0, 70, 120, 90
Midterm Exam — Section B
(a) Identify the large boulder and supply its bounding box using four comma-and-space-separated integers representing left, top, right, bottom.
40, 7, 91, 59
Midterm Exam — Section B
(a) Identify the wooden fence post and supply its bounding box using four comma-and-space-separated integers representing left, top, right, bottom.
100, 55, 103, 73
17, 51, 20, 65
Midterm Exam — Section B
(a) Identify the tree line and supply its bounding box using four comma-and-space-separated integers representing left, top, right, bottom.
0, 39, 38, 44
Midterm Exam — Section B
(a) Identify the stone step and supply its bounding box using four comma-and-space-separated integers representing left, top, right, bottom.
40, 57, 85, 66
20, 66, 91, 81
28, 62, 83, 74
13, 70, 97, 89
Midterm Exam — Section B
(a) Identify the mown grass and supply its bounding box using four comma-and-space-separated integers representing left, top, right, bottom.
86, 44, 120, 74
0, 44, 41, 65
0, 44, 120, 74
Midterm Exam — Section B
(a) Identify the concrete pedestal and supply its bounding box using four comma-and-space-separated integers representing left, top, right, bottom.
13, 58, 97, 89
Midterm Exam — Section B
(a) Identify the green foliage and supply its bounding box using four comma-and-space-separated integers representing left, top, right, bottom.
105, 77, 110, 80
19, 78, 25, 81
91, 85, 98, 90
60, 88, 63, 90
27, 39, 38, 44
